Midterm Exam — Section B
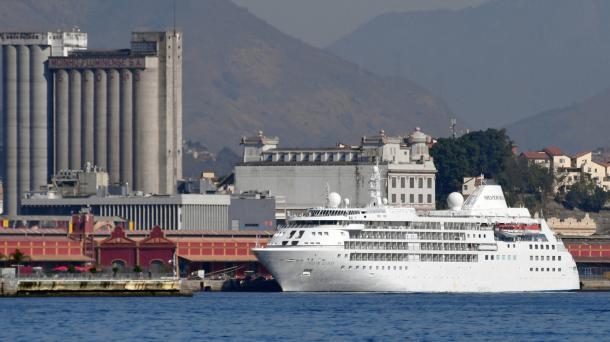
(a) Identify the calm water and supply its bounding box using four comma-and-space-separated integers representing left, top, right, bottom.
1, 292, 609, 341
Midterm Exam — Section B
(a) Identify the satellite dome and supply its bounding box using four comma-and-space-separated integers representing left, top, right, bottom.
328, 192, 342, 208
447, 192, 464, 210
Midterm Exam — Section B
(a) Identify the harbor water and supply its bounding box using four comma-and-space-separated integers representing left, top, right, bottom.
1, 292, 610, 341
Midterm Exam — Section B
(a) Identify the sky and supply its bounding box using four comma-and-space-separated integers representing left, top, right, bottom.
232, 0, 490, 47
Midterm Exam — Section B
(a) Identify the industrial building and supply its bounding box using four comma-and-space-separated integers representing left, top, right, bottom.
17, 165, 274, 231
1, 31, 88, 216
235, 128, 437, 219
1, 30, 182, 217
0, 211, 273, 277
47, 31, 182, 195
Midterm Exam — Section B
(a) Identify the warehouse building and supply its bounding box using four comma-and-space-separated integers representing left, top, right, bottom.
235, 128, 437, 219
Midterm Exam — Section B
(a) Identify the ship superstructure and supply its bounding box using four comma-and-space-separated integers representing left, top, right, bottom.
253, 166, 579, 292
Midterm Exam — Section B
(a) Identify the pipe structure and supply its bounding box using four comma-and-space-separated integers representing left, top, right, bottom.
69, 69, 82, 169
107, 69, 120, 183
30, 45, 50, 190
2, 45, 18, 216
17, 45, 30, 201
81, 69, 94, 166
94, 69, 107, 169
133, 67, 159, 194
54, 69, 69, 172
119, 69, 133, 188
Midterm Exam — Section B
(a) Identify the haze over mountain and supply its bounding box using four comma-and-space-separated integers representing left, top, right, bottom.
506, 88, 610, 153
0, 0, 456, 168
329, 0, 610, 130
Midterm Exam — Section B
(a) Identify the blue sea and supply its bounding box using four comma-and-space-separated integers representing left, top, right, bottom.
1, 292, 609, 341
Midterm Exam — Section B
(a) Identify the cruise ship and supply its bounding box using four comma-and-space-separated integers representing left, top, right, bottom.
253, 166, 580, 292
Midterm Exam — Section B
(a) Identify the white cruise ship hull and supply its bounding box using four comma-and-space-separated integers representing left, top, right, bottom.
254, 248, 580, 292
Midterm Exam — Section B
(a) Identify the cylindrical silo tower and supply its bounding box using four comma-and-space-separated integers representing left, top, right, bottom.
54, 69, 69, 172
69, 69, 82, 169
17, 45, 30, 200
107, 69, 120, 183
94, 69, 107, 169
30, 44, 50, 191
133, 66, 159, 194
81, 69, 94, 165
2, 45, 18, 216
119, 69, 133, 188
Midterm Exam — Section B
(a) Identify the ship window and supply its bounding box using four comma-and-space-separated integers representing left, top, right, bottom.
289, 231, 296, 238
490, 255, 494, 260
324, 232, 329, 236
291, 241, 298, 246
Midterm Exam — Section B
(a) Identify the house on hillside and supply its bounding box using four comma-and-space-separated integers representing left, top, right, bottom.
522, 146, 610, 193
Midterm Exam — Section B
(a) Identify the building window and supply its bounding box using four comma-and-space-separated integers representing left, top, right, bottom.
401, 177, 405, 188
409, 194, 414, 203
418, 178, 423, 188
401, 194, 405, 203
391, 194, 396, 203
391, 177, 397, 188
427, 178, 432, 188
418, 194, 423, 203
427, 194, 432, 204
410, 178, 414, 188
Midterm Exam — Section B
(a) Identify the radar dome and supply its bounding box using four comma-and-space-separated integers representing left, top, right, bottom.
447, 192, 464, 210
328, 192, 342, 208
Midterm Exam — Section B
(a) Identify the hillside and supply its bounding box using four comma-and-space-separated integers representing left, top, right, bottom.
506, 88, 610, 153
329, 0, 610, 130
0, 0, 456, 167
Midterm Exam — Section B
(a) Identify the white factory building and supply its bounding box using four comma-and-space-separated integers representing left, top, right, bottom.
235, 128, 437, 219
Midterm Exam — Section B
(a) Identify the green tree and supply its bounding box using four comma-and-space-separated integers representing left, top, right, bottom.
562, 177, 609, 212
8, 249, 31, 265
431, 128, 513, 207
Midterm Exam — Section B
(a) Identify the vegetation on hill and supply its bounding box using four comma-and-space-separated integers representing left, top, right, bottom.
557, 177, 609, 213
431, 129, 554, 211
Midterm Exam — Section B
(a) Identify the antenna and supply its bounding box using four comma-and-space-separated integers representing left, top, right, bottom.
450, 119, 457, 139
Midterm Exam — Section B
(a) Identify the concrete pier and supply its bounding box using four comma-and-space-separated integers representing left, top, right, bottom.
1, 278, 191, 297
